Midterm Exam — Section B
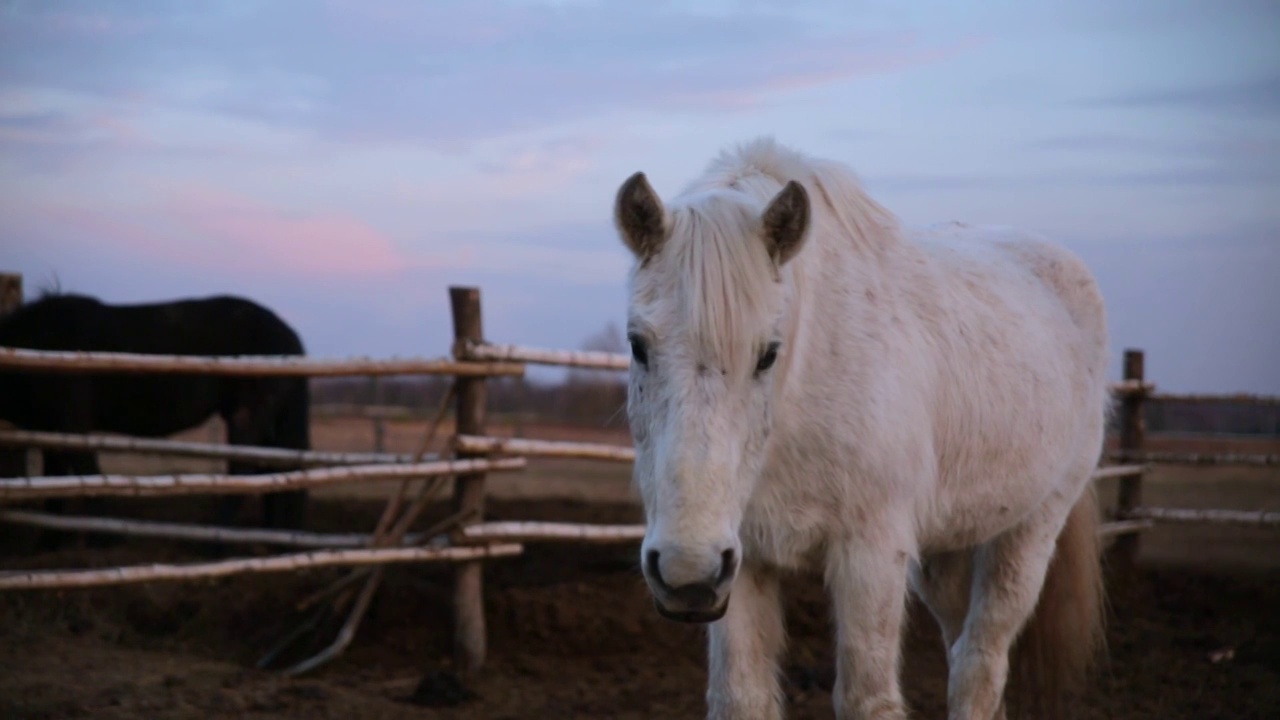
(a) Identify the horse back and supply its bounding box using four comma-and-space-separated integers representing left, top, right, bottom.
910, 223, 1108, 407
0, 294, 306, 438
903, 224, 1110, 545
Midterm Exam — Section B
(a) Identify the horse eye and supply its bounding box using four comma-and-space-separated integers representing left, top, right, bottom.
628, 334, 649, 367
755, 342, 780, 374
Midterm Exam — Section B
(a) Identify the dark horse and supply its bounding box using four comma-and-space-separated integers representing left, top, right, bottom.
0, 292, 310, 534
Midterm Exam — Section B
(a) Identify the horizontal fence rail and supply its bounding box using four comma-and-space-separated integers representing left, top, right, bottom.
460, 521, 645, 543
1110, 379, 1157, 396
460, 342, 1163, 399
1149, 392, 1280, 406
0, 509, 398, 549
456, 438, 1153, 479
460, 341, 630, 371
0, 511, 647, 549
1123, 506, 1280, 526
1107, 450, 1279, 467
0, 429, 438, 468
0, 543, 526, 591
1096, 519, 1157, 539
0, 457, 526, 500
0, 347, 523, 378
1089, 464, 1149, 480
455, 434, 636, 463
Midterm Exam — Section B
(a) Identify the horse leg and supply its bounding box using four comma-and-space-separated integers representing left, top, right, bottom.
263, 489, 307, 531
827, 535, 912, 720
261, 379, 309, 531
40, 449, 109, 549
909, 549, 973, 657
706, 563, 787, 720
36, 450, 73, 550
946, 500, 1073, 720
215, 408, 258, 531
911, 550, 1015, 720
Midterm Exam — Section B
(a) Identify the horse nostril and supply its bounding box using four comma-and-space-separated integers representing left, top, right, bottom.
646, 549, 662, 583
718, 548, 736, 585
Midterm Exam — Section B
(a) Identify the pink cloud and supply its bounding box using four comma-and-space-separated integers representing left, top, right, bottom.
162, 186, 412, 276
13, 186, 431, 279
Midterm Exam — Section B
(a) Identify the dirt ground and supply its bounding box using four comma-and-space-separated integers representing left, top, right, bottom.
1, 419, 1277, 719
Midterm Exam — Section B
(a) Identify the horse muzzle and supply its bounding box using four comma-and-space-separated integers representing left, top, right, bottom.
653, 596, 729, 624
643, 546, 736, 624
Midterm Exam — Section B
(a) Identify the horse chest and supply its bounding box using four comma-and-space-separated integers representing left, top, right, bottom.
740, 475, 833, 571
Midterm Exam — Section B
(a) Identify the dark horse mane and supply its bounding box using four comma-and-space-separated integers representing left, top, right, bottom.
0, 290, 312, 534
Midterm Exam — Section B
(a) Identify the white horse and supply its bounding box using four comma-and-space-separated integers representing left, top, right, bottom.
612, 138, 1109, 720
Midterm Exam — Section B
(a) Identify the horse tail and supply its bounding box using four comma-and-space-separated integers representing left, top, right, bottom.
1011, 483, 1107, 718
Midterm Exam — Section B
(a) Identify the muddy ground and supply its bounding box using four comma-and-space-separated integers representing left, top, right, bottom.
1, 421, 1277, 719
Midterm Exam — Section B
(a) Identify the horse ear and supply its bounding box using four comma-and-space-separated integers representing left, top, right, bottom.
614, 171, 667, 260
761, 180, 810, 266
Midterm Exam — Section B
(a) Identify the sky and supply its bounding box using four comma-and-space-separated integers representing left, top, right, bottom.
1, 0, 1277, 394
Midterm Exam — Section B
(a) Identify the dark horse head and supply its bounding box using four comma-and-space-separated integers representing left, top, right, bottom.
0, 291, 311, 538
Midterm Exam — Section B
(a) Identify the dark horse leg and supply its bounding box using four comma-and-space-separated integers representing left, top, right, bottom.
39, 449, 113, 550
262, 377, 310, 531
215, 377, 309, 534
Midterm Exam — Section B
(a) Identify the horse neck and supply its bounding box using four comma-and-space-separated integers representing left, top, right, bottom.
774, 202, 914, 398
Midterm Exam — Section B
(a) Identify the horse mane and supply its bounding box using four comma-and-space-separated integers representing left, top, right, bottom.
33, 273, 64, 301
691, 137, 902, 252
658, 137, 902, 374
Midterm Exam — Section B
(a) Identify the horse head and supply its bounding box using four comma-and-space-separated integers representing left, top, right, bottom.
614, 169, 812, 623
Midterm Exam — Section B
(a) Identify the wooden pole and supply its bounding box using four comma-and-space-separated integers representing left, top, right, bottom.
1088, 464, 1149, 481
0, 509, 397, 549
449, 286, 489, 675
1113, 349, 1146, 564
0, 543, 525, 591
0, 347, 523, 377
461, 521, 646, 543
0, 273, 20, 314
1125, 506, 1280, 526
1097, 519, 1155, 540
1106, 450, 1280, 467
462, 342, 630, 371
0, 428, 437, 468
454, 434, 635, 462
0, 510, 648, 547
370, 376, 386, 453
0, 457, 526, 500
0, 273, 26, 479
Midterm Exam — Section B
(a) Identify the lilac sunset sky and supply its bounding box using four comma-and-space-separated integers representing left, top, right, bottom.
1, 0, 1277, 393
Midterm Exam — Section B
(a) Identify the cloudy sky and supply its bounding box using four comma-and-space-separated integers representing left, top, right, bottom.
1, 0, 1277, 393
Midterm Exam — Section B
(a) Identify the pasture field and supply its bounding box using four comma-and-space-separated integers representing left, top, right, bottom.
1, 417, 1277, 719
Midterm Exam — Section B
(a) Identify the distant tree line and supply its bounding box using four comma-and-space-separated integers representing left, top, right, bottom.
1142, 397, 1280, 436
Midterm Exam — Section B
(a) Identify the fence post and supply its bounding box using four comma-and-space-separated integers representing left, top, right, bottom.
0, 273, 26, 478
1113, 348, 1146, 565
449, 286, 488, 674
0, 273, 20, 314
369, 376, 386, 453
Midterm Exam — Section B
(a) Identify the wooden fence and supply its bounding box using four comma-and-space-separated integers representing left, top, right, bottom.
0, 273, 1275, 677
